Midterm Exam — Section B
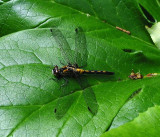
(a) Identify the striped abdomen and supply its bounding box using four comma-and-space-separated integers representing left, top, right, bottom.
76, 69, 114, 75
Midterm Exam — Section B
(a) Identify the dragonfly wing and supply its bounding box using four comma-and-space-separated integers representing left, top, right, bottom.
54, 83, 75, 119
50, 28, 73, 64
55, 95, 75, 119
82, 86, 98, 115
74, 27, 98, 114
76, 76, 98, 115
74, 27, 88, 67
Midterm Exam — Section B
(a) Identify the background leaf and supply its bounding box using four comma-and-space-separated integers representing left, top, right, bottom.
147, 22, 160, 48
101, 105, 160, 137
0, 0, 160, 137
137, 0, 160, 21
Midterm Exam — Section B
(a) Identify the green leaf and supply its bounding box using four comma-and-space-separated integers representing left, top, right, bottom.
110, 84, 160, 130
0, 0, 152, 42
147, 22, 160, 49
101, 105, 160, 137
137, 0, 160, 21
0, 0, 160, 137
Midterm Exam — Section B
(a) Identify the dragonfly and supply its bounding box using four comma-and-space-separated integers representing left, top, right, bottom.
50, 27, 114, 119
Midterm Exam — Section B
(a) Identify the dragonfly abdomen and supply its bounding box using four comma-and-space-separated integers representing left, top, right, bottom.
81, 69, 114, 75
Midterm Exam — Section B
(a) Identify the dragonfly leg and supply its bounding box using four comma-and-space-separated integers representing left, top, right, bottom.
73, 63, 84, 68
73, 63, 79, 68
49, 78, 58, 81
60, 77, 69, 87
59, 60, 66, 66
68, 63, 73, 67
78, 65, 84, 68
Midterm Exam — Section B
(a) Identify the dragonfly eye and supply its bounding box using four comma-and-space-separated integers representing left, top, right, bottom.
52, 66, 60, 77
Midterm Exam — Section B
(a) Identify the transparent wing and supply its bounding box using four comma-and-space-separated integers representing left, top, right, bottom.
74, 27, 88, 67
75, 76, 98, 115
74, 28, 98, 114
50, 28, 74, 64
54, 84, 75, 119
50, 27, 87, 66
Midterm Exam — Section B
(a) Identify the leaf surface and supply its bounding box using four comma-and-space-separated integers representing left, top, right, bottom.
0, 0, 160, 137
101, 106, 160, 137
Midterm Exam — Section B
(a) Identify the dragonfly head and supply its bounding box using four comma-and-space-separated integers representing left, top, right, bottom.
52, 65, 60, 78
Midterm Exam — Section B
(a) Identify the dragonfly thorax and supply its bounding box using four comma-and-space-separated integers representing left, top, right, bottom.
52, 64, 81, 79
